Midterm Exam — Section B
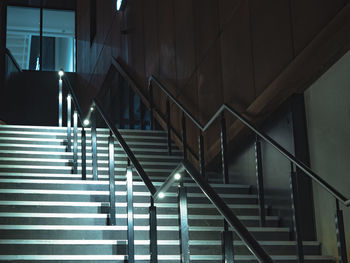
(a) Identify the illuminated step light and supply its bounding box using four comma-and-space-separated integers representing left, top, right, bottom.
58, 70, 64, 77
174, 173, 181, 180
116, 0, 127, 11
83, 119, 90, 126
158, 192, 165, 199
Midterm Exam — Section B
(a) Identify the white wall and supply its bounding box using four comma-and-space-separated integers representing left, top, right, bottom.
305, 50, 350, 261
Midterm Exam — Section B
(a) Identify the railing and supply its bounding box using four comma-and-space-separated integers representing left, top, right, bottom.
59, 55, 349, 262
57, 70, 87, 181
147, 74, 349, 263
58, 70, 275, 262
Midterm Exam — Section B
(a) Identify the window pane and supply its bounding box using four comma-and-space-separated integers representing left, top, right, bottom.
43, 9, 75, 72
6, 6, 40, 70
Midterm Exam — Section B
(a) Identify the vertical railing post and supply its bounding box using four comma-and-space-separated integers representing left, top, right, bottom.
178, 183, 190, 263
73, 110, 78, 174
66, 94, 72, 152
335, 200, 348, 263
290, 163, 304, 263
126, 161, 135, 263
108, 131, 116, 226
129, 87, 135, 129
140, 102, 146, 130
181, 113, 187, 161
148, 82, 155, 130
220, 112, 229, 184
166, 99, 172, 155
198, 131, 205, 180
222, 230, 234, 263
81, 127, 86, 180
91, 109, 98, 180
255, 135, 266, 227
58, 77, 63, 127
149, 197, 158, 263
219, 114, 235, 262
119, 84, 124, 129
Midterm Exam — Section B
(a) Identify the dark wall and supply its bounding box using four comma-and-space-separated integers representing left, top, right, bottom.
0, 1, 6, 92
0, 70, 75, 126
228, 96, 316, 240
75, 0, 348, 165
0, 0, 76, 120
228, 105, 295, 226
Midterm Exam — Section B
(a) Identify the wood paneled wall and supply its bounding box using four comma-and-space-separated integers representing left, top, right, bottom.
76, 0, 348, 163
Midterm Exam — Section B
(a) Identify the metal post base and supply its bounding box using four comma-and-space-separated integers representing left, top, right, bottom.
222, 230, 234, 263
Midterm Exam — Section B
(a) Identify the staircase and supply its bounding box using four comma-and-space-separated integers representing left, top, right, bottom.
0, 124, 335, 262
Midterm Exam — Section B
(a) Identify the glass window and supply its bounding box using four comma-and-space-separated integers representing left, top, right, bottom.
43, 9, 75, 72
6, 6, 75, 72
6, 6, 40, 70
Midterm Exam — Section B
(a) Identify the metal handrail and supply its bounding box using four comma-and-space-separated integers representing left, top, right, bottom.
61, 71, 157, 196
62, 76, 84, 126
149, 75, 350, 207
93, 99, 157, 196
59, 62, 273, 262
180, 160, 273, 263
93, 97, 273, 262
5, 48, 22, 72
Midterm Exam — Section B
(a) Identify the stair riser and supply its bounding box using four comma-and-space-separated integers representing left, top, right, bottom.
0, 135, 169, 145
0, 161, 178, 170
0, 244, 320, 256
0, 259, 335, 263
0, 183, 250, 194
0, 168, 173, 177
0, 217, 279, 227
0, 153, 183, 163
0, 174, 198, 183
0, 206, 265, 216
0, 229, 290, 241
0, 193, 258, 205
0, 130, 167, 137
0, 127, 166, 136
0, 192, 258, 204
0, 144, 177, 153
0, 146, 182, 155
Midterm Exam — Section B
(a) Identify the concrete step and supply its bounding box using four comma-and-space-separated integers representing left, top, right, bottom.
0, 137, 177, 149
0, 165, 175, 177
0, 144, 183, 155
0, 158, 180, 169
0, 130, 170, 143
0, 150, 183, 162
0, 125, 166, 137
0, 240, 321, 256
0, 188, 258, 204
0, 254, 336, 263
0, 172, 196, 183
0, 213, 279, 227
0, 201, 267, 216
0, 179, 251, 194
0, 225, 291, 241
